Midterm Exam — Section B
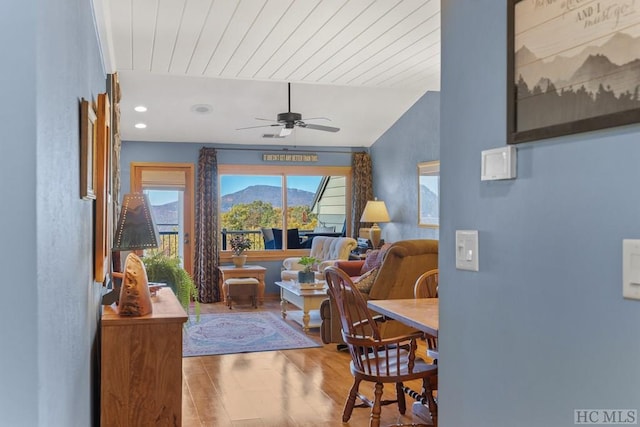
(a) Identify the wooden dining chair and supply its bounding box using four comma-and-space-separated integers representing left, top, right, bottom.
414, 269, 439, 363
324, 266, 438, 427
414, 269, 438, 298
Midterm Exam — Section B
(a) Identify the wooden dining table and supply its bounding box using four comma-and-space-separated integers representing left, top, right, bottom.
367, 298, 438, 337
367, 298, 439, 425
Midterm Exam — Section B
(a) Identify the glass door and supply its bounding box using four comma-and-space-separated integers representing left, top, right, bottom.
130, 163, 194, 275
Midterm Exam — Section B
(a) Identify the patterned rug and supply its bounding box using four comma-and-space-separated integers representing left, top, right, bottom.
183, 311, 322, 357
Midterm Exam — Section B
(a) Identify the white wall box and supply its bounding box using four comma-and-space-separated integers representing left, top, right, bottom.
481, 146, 517, 181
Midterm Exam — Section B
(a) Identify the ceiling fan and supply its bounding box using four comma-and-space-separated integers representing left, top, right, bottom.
237, 82, 340, 137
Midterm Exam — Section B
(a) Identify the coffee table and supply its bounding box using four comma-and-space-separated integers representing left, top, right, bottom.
275, 280, 328, 332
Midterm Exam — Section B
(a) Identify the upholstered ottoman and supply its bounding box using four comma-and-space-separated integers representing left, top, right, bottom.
223, 278, 259, 309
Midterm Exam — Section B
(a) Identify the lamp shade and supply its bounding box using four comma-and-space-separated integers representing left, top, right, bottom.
112, 193, 160, 251
360, 200, 390, 224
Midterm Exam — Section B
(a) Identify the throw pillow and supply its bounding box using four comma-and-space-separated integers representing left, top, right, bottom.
360, 249, 381, 275
354, 267, 379, 294
360, 243, 393, 275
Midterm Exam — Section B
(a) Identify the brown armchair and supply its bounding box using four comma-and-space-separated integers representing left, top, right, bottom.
320, 239, 439, 345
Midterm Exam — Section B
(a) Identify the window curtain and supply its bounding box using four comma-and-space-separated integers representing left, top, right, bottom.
194, 147, 220, 303
351, 152, 373, 238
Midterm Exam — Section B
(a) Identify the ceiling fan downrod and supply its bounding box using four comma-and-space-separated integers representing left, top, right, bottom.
278, 83, 299, 128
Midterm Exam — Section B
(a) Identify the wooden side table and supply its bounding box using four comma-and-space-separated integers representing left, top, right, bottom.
100, 287, 188, 426
218, 265, 266, 305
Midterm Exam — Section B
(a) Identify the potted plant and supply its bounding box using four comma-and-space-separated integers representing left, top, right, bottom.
230, 234, 252, 267
297, 256, 319, 283
142, 252, 200, 319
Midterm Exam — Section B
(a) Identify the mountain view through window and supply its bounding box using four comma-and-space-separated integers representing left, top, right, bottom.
220, 174, 346, 251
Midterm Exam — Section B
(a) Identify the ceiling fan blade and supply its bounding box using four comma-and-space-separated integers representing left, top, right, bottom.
236, 123, 281, 130
301, 117, 331, 122
254, 117, 276, 122
299, 123, 340, 132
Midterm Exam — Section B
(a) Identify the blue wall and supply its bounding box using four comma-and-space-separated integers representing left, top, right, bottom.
120, 141, 357, 293
0, 0, 105, 425
370, 91, 440, 242
440, 2, 640, 426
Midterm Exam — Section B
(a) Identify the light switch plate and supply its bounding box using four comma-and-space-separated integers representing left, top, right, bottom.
623, 239, 640, 300
456, 230, 479, 271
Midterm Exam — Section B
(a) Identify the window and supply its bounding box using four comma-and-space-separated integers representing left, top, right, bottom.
418, 161, 439, 228
219, 165, 351, 253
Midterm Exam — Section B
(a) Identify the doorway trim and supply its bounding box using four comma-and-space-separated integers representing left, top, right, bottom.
130, 162, 195, 275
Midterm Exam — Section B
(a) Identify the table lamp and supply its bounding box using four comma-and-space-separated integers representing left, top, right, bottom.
360, 199, 390, 249
109, 193, 160, 316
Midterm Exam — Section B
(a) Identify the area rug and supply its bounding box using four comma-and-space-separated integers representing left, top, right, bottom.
183, 311, 322, 357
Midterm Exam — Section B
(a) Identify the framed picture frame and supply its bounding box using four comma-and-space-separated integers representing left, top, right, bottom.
508, 0, 640, 144
108, 73, 122, 228
80, 98, 97, 200
94, 93, 112, 283
418, 161, 439, 228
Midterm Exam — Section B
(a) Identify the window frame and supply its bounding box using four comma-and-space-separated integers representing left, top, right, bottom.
218, 164, 352, 262
418, 160, 440, 228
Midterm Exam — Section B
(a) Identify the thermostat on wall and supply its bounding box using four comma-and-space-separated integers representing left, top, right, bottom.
481, 146, 516, 181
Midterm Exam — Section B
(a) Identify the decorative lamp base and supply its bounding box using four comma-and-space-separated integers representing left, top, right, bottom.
369, 224, 382, 249
118, 253, 153, 316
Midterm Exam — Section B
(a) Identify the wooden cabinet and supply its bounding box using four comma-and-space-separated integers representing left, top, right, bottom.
101, 288, 188, 427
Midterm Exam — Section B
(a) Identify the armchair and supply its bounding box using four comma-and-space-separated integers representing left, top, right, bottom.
320, 239, 439, 345
281, 236, 357, 282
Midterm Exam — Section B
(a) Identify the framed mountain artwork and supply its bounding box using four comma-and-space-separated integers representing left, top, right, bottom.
508, 0, 640, 144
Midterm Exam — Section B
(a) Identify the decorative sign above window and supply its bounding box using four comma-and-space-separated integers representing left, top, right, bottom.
262, 153, 318, 162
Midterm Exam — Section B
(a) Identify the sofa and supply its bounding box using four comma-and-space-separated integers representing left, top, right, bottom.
281, 236, 357, 282
319, 239, 439, 344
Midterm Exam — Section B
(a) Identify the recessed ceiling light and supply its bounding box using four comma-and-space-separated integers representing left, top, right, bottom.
134, 105, 147, 112
134, 123, 147, 129
190, 104, 213, 114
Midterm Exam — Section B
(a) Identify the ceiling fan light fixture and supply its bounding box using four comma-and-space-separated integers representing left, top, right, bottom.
279, 127, 292, 137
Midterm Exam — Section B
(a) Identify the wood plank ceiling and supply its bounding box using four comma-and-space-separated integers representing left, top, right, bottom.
97, 0, 441, 147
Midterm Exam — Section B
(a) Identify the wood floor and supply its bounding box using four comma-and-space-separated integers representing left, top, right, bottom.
182, 297, 434, 427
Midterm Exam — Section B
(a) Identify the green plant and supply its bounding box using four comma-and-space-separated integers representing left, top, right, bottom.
229, 234, 252, 255
143, 253, 200, 319
298, 256, 319, 273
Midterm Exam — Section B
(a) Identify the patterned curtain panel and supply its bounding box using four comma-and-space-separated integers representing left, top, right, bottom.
351, 152, 373, 238
194, 147, 220, 303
